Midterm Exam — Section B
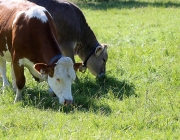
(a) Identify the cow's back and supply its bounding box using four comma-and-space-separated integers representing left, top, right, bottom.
0, 1, 36, 23
28, 0, 107, 78
29, 0, 87, 43
0, 0, 36, 51
0, 0, 60, 61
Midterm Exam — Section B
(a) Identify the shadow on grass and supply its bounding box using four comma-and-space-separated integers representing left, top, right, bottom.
73, 75, 137, 111
77, 1, 180, 10
19, 75, 136, 115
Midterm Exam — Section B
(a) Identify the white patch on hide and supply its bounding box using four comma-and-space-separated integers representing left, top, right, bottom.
0, 37, 12, 62
12, 3, 51, 27
2, 50, 11, 62
12, 11, 24, 28
25, 6, 48, 23
18, 59, 24, 66
18, 58, 34, 68
55, 57, 76, 81
18, 58, 47, 81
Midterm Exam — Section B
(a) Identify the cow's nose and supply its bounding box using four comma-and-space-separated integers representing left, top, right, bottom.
64, 99, 73, 105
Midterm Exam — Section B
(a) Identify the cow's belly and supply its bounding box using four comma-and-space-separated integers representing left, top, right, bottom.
19, 58, 47, 82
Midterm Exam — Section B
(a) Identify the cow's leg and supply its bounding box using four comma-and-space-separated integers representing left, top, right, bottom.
11, 64, 17, 92
14, 88, 23, 103
0, 57, 10, 92
12, 61, 25, 103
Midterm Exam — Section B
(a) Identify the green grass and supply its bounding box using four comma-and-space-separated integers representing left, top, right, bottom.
1, 0, 180, 139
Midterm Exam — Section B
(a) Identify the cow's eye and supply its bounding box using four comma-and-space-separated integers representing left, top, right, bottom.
57, 79, 60, 82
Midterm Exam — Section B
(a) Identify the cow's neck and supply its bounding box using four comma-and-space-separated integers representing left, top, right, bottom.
37, 42, 62, 65
44, 51, 62, 66
77, 41, 98, 63
78, 25, 98, 62
48, 54, 63, 65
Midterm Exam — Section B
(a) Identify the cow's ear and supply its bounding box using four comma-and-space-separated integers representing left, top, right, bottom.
74, 62, 82, 71
95, 45, 105, 56
102, 44, 108, 48
34, 63, 54, 77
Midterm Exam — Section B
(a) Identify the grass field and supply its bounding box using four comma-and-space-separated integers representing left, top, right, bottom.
1, 0, 180, 139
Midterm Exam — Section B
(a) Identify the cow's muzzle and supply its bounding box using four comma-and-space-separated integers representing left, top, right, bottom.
64, 99, 73, 105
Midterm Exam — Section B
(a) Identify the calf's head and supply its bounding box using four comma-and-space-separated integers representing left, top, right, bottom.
34, 57, 76, 104
79, 44, 108, 78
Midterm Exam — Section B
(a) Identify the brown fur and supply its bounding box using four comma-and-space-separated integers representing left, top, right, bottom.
28, 0, 108, 77
0, 0, 61, 89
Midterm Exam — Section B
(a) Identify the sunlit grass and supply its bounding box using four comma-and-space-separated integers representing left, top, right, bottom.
0, 0, 180, 139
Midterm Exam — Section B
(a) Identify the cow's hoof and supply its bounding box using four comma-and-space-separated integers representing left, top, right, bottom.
14, 97, 22, 104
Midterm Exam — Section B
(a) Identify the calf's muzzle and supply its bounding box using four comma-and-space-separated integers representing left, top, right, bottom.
64, 99, 73, 105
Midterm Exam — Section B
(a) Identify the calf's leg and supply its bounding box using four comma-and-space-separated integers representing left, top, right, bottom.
0, 57, 10, 92
11, 64, 17, 92
12, 61, 25, 103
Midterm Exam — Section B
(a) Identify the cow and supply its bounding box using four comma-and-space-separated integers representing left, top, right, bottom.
28, 0, 108, 78
0, 0, 80, 104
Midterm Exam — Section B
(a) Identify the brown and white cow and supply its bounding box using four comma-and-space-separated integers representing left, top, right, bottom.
0, 0, 79, 104
28, 0, 108, 78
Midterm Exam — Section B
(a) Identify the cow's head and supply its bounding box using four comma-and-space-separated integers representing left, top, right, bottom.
34, 57, 76, 104
79, 44, 108, 78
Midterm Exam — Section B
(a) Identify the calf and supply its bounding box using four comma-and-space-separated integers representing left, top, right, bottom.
0, 0, 78, 104
29, 0, 108, 78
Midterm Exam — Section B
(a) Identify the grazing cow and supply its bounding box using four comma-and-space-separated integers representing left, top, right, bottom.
0, 0, 79, 104
28, 0, 108, 78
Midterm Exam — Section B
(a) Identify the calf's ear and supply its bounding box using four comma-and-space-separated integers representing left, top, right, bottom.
95, 44, 108, 56
102, 44, 108, 48
73, 62, 82, 71
95, 45, 103, 56
34, 63, 54, 77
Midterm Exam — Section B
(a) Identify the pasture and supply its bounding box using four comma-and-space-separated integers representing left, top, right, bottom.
0, 0, 180, 139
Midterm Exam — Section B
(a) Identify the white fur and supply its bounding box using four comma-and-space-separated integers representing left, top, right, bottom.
12, 11, 24, 28
25, 6, 48, 23
0, 57, 10, 89
18, 57, 76, 104
0, 38, 12, 62
1, 50, 11, 62
48, 57, 76, 104
0, 40, 11, 90
12, 5, 49, 28
0, 54, 75, 104
18, 58, 47, 82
